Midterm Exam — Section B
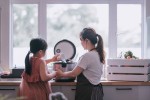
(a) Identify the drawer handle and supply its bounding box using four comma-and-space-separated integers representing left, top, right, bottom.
116, 88, 132, 90
0, 88, 15, 90
71, 88, 76, 91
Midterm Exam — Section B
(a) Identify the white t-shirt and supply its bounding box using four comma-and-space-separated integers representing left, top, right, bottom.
76, 50, 103, 85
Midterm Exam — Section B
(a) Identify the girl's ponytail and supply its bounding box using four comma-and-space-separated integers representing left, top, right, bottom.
25, 51, 32, 75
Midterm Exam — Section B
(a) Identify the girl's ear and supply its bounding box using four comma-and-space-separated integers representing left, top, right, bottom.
39, 50, 43, 54
85, 39, 89, 43
39, 50, 42, 52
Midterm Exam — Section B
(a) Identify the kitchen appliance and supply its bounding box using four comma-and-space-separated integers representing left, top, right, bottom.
53, 39, 76, 82
1, 68, 24, 78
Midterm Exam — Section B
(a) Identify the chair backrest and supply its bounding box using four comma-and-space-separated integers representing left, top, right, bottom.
49, 92, 68, 100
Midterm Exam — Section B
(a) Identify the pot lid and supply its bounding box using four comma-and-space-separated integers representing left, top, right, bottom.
54, 39, 76, 60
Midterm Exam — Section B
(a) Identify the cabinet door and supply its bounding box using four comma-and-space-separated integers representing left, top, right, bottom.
103, 86, 138, 100
61, 86, 76, 100
0, 86, 18, 98
51, 86, 61, 93
138, 86, 150, 100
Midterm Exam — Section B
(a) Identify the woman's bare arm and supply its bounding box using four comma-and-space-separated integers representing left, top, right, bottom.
56, 66, 83, 78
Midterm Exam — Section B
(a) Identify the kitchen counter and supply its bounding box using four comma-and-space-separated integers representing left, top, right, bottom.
1, 78, 150, 86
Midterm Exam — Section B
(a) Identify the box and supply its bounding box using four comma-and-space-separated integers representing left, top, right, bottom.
107, 59, 150, 81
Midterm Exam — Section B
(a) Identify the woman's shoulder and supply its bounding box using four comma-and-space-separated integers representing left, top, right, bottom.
80, 51, 98, 61
83, 51, 97, 57
79, 52, 93, 61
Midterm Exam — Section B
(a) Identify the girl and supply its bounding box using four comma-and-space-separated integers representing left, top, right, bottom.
56, 28, 105, 100
18, 38, 58, 100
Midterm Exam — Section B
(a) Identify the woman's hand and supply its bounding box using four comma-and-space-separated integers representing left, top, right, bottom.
54, 64, 63, 77
56, 68, 64, 78
53, 64, 61, 71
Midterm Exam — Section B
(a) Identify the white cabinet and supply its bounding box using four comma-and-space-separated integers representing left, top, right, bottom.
61, 86, 76, 100
51, 86, 61, 93
0, 84, 150, 100
51, 85, 76, 100
0, 86, 18, 98
138, 86, 150, 100
103, 86, 138, 100
52, 85, 150, 100
103, 86, 150, 100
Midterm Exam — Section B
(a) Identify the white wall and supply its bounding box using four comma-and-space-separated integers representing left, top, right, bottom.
146, 0, 150, 17
0, 0, 11, 70
146, 0, 150, 58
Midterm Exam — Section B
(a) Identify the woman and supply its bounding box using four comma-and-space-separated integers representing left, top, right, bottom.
56, 27, 105, 100
18, 38, 58, 100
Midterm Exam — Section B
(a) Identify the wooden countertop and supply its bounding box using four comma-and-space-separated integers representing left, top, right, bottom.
1, 78, 150, 86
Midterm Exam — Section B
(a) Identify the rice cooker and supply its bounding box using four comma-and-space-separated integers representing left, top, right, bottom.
53, 39, 76, 82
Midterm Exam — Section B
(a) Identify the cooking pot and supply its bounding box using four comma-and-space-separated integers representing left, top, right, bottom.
53, 39, 76, 82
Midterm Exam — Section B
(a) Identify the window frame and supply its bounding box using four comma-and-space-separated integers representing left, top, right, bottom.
0, 0, 145, 69
0, 7, 1, 64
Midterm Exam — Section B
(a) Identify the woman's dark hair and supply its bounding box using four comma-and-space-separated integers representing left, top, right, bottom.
80, 27, 105, 64
25, 38, 48, 75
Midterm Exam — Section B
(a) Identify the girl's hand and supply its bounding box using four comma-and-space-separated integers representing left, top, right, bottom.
45, 54, 60, 64
50, 71, 57, 78
53, 64, 63, 77
51, 54, 59, 62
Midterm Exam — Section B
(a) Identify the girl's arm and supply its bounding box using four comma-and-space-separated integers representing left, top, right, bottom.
56, 66, 83, 78
45, 55, 59, 64
40, 59, 56, 81
45, 58, 53, 64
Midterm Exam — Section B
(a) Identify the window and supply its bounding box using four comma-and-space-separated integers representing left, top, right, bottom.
47, 4, 108, 61
117, 4, 142, 58
1, 0, 144, 72
12, 4, 38, 67
0, 7, 1, 65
